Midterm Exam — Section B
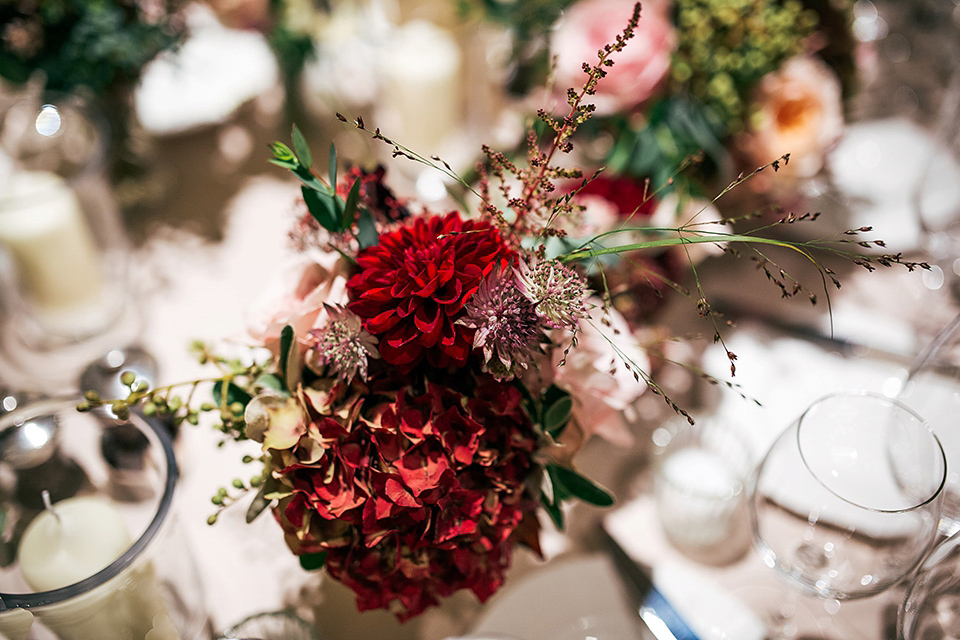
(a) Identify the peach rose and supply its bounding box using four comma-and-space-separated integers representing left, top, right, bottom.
552, 298, 649, 446
551, 0, 676, 115
740, 55, 844, 179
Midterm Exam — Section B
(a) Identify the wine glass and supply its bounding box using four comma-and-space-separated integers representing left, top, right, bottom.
749, 391, 946, 635
898, 310, 960, 538
898, 531, 960, 640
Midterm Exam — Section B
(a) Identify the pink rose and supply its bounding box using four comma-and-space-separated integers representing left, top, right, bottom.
551, 0, 676, 115
247, 252, 349, 354
740, 55, 844, 179
552, 298, 649, 446
205, 0, 271, 31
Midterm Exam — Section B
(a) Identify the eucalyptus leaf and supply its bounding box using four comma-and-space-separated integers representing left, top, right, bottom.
269, 141, 295, 162
542, 393, 573, 436
328, 143, 337, 192
245, 483, 272, 523
268, 157, 298, 170
551, 465, 615, 507
293, 165, 328, 194
546, 464, 572, 502
299, 551, 327, 571
292, 124, 312, 169
302, 186, 337, 231
355, 208, 379, 249
212, 380, 253, 409
255, 372, 285, 394
540, 490, 564, 530
278, 324, 295, 388
341, 178, 362, 232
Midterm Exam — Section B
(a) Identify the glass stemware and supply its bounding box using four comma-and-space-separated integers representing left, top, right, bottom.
898, 310, 960, 538
899, 531, 960, 640
750, 391, 946, 604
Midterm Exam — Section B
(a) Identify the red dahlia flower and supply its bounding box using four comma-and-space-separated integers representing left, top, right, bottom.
272, 376, 539, 620
346, 212, 512, 371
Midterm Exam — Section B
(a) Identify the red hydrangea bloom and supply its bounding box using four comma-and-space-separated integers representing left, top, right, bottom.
272, 375, 539, 620
346, 212, 512, 371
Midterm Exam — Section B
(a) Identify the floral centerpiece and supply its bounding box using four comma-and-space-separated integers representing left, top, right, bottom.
80, 3, 922, 622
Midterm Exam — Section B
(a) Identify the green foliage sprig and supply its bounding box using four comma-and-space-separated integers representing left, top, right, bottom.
0, 0, 187, 94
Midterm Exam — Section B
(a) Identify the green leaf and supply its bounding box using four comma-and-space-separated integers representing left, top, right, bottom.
340, 178, 362, 232
299, 551, 327, 571
255, 373, 285, 393
542, 392, 573, 436
355, 208, 379, 249
245, 483, 271, 523
278, 324, 295, 387
268, 157, 298, 170
551, 465, 615, 507
328, 143, 337, 192
540, 490, 564, 530
546, 464, 571, 502
212, 380, 253, 409
269, 141, 295, 163
293, 165, 329, 194
292, 124, 312, 169
302, 186, 338, 231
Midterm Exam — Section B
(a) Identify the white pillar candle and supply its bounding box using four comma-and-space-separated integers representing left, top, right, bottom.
379, 20, 462, 154
13, 495, 177, 640
0, 170, 104, 314
18, 495, 131, 591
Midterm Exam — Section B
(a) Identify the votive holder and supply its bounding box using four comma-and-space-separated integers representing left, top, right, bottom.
654, 419, 754, 563
0, 397, 210, 640
217, 610, 321, 640
0, 92, 141, 392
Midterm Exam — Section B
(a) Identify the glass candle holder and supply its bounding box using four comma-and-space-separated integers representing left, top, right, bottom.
217, 610, 321, 640
0, 92, 141, 393
0, 398, 210, 640
654, 419, 754, 563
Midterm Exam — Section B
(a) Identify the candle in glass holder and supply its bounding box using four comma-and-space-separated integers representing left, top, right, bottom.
654, 421, 753, 559
0, 170, 104, 315
15, 494, 175, 640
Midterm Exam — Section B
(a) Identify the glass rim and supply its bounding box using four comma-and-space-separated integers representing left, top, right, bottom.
795, 390, 947, 514
0, 397, 178, 608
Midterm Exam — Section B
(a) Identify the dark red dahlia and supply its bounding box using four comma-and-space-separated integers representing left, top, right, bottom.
346, 212, 512, 371
271, 376, 540, 621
